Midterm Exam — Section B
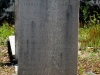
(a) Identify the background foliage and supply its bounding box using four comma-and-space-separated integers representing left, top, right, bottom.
0, 0, 14, 25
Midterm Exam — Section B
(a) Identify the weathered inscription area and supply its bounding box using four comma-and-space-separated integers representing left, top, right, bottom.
22, 3, 39, 6
16, 0, 78, 75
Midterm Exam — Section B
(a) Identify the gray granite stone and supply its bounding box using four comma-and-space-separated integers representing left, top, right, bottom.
15, 0, 79, 75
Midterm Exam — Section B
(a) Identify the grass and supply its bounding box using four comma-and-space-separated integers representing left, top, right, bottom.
0, 22, 14, 45
79, 24, 100, 51
78, 22, 100, 74
0, 23, 15, 75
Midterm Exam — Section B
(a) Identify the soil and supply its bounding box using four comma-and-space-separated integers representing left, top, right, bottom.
0, 45, 100, 75
0, 46, 15, 75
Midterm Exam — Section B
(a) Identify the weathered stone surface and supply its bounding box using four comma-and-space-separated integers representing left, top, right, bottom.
15, 0, 79, 75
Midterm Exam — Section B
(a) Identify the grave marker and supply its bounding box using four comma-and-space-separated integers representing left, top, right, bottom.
15, 0, 79, 75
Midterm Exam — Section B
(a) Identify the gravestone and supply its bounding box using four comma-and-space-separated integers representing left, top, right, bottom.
15, 0, 79, 75
8, 36, 15, 56
7, 36, 15, 62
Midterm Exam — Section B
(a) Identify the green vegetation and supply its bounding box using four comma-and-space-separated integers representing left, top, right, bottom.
0, 23, 15, 74
80, 2, 90, 24
79, 24, 100, 51
79, 2, 100, 74
0, 22, 14, 45
78, 21, 100, 74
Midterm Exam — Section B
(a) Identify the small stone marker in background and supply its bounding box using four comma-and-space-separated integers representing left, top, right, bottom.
9, 36, 15, 55
15, 0, 79, 75
7, 36, 16, 62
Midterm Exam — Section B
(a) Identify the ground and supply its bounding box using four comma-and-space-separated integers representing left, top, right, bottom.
78, 48, 100, 75
0, 46, 15, 75
0, 46, 100, 75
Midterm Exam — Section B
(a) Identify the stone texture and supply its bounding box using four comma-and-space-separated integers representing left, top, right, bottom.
15, 0, 79, 75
